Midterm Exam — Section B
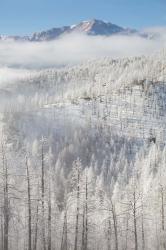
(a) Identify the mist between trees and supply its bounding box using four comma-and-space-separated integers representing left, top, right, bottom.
0, 51, 166, 250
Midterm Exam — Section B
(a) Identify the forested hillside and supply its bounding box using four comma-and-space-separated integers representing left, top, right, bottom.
0, 50, 166, 250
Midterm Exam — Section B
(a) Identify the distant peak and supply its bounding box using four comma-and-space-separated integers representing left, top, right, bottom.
70, 19, 125, 36
82, 19, 108, 23
79, 19, 108, 26
0, 19, 138, 42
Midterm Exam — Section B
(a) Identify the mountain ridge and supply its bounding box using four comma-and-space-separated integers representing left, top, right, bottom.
0, 19, 138, 42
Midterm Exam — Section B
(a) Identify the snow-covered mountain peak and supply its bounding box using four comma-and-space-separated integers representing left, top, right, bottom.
70, 19, 126, 35
0, 19, 137, 42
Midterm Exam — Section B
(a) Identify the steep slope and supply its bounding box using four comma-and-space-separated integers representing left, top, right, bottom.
1, 51, 166, 155
69, 19, 127, 35
0, 52, 166, 249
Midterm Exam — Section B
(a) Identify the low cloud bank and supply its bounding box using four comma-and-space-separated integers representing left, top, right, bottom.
0, 29, 165, 69
0, 67, 36, 86
0, 28, 165, 85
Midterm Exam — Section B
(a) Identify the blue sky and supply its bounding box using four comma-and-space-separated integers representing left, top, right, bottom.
0, 0, 166, 35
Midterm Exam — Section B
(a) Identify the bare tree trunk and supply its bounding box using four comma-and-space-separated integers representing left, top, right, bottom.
33, 201, 39, 250
41, 142, 46, 250
74, 163, 80, 250
4, 187, 9, 250
2, 144, 9, 250
81, 206, 85, 250
60, 210, 68, 250
133, 191, 138, 250
107, 218, 112, 250
84, 174, 88, 250
160, 185, 166, 249
48, 184, 51, 250
141, 215, 145, 250
161, 186, 165, 231
125, 213, 129, 250
26, 158, 32, 250
111, 200, 118, 250
141, 202, 145, 250
1, 209, 4, 250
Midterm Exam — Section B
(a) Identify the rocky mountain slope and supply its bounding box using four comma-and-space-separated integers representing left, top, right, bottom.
0, 19, 137, 41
